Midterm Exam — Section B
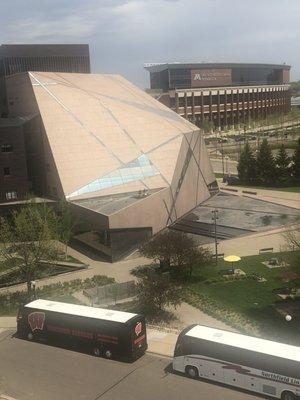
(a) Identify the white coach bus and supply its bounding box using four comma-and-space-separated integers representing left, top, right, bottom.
173, 325, 300, 400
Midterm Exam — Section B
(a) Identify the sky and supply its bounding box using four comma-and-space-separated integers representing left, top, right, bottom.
1, 0, 300, 88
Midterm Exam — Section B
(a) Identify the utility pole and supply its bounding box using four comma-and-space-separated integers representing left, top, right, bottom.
220, 142, 225, 179
211, 209, 219, 264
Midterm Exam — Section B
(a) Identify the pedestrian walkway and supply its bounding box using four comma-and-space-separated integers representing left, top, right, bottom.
205, 223, 299, 257
0, 317, 16, 329
220, 183, 300, 210
0, 253, 147, 294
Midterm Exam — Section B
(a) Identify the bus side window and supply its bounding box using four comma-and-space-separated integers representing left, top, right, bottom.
175, 342, 182, 356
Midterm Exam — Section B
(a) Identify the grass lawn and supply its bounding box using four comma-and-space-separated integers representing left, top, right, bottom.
44, 293, 83, 305
0, 258, 22, 274
191, 251, 299, 281
0, 253, 85, 287
184, 251, 300, 344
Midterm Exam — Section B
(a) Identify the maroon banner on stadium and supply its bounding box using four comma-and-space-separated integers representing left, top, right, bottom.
191, 68, 232, 87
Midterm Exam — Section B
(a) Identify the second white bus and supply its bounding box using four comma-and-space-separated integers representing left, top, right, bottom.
173, 325, 300, 400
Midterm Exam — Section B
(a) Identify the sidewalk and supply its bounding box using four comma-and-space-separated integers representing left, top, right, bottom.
219, 183, 300, 210
205, 224, 299, 257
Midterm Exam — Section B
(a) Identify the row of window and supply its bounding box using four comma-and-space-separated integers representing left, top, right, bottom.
172, 92, 287, 107
3, 167, 10, 176
1, 144, 13, 153
5, 191, 17, 200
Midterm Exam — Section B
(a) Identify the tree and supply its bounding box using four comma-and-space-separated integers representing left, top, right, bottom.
291, 137, 300, 179
282, 227, 300, 275
180, 246, 212, 278
256, 139, 276, 184
201, 119, 214, 133
136, 271, 183, 315
237, 142, 257, 183
139, 230, 191, 268
0, 201, 62, 297
139, 230, 212, 277
56, 200, 75, 259
275, 144, 290, 181
283, 226, 300, 251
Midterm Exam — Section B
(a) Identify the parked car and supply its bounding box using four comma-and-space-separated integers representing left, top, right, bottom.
234, 136, 244, 142
217, 138, 228, 143
223, 175, 240, 185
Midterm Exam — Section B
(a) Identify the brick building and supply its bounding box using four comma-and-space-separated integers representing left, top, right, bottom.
0, 44, 90, 203
0, 119, 28, 202
0, 44, 90, 116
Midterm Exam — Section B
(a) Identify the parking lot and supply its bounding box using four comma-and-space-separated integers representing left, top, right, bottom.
0, 330, 264, 400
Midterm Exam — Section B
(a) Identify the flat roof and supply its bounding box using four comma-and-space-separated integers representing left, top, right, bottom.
186, 325, 300, 362
144, 62, 291, 73
25, 299, 137, 323
73, 188, 163, 215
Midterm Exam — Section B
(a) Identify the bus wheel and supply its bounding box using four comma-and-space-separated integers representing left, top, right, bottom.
93, 347, 101, 357
185, 366, 199, 379
281, 391, 296, 400
104, 349, 112, 359
27, 332, 34, 341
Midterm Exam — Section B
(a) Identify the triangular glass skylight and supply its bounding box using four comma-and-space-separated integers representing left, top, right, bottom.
68, 154, 159, 198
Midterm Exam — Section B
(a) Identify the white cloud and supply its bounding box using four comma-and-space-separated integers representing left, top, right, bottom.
1, 0, 300, 85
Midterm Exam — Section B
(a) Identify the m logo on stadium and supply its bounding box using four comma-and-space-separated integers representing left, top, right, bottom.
28, 312, 45, 332
135, 322, 142, 336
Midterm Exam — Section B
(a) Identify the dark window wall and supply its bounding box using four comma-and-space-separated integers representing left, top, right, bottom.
0, 44, 91, 116
1, 55, 90, 77
232, 68, 282, 86
150, 69, 169, 91
150, 66, 289, 90
169, 69, 191, 89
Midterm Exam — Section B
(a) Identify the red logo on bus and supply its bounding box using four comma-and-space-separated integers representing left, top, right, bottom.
135, 322, 142, 336
28, 312, 45, 332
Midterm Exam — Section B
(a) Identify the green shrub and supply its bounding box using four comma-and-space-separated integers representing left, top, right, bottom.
0, 275, 115, 316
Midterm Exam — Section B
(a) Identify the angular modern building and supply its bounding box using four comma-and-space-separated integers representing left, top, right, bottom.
5, 71, 216, 260
144, 63, 291, 130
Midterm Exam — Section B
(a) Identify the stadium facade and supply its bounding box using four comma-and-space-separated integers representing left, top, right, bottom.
144, 63, 291, 129
2, 71, 216, 260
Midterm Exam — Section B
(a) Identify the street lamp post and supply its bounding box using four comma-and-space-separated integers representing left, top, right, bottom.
211, 209, 219, 264
225, 155, 229, 174
30, 280, 36, 300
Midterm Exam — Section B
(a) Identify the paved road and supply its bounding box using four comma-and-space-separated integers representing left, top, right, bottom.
0, 331, 264, 400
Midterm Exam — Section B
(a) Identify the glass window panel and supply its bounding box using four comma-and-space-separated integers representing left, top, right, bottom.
69, 154, 161, 197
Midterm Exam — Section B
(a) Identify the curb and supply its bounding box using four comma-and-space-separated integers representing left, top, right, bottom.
146, 350, 172, 359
